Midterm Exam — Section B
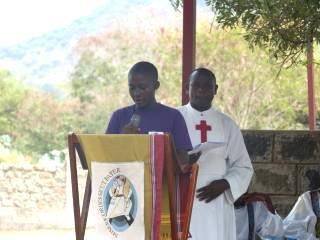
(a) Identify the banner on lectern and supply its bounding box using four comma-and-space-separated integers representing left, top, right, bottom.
77, 134, 167, 240
92, 161, 144, 240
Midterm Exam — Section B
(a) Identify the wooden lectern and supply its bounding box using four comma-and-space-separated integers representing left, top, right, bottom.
68, 133, 198, 240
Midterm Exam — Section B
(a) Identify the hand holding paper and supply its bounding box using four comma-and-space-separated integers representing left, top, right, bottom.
189, 151, 201, 164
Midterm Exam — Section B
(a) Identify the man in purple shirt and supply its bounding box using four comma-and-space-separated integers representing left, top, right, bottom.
106, 61, 197, 172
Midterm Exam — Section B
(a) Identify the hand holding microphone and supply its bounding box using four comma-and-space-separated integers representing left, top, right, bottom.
121, 113, 141, 134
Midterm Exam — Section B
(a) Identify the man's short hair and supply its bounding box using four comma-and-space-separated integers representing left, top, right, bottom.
128, 61, 158, 82
190, 67, 216, 83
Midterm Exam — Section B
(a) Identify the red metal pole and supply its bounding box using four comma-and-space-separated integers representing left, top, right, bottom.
307, 42, 316, 130
182, 0, 196, 105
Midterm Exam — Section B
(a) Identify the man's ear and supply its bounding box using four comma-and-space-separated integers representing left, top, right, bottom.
214, 84, 218, 95
154, 81, 160, 90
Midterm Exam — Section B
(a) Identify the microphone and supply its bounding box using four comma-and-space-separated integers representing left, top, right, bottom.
130, 113, 141, 128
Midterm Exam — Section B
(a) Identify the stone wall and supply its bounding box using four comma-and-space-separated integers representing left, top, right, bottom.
242, 130, 320, 217
0, 161, 89, 230
0, 130, 319, 229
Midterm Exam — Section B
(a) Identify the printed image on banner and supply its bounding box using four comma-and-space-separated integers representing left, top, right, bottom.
91, 161, 144, 240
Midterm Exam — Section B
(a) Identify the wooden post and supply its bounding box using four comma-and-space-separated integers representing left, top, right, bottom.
307, 42, 317, 129
182, 0, 196, 105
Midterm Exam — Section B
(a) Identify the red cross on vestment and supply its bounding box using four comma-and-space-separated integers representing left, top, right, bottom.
196, 120, 212, 143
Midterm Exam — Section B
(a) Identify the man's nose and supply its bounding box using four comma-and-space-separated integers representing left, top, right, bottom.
132, 88, 142, 96
196, 87, 205, 93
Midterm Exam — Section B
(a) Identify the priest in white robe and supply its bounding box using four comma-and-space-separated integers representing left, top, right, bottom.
283, 189, 320, 240
178, 68, 253, 240
234, 193, 285, 240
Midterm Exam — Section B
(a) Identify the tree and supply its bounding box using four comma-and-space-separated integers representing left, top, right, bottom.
196, 24, 311, 129
0, 70, 26, 135
69, 20, 319, 130
12, 90, 75, 157
70, 51, 123, 103
0, 70, 77, 159
204, 0, 320, 129
170, 0, 319, 128
171, 0, 320, 65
